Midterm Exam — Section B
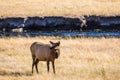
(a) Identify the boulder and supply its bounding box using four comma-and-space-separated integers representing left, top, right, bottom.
23, 16, 83, 31
0, 18, 5, 31
3, 17, 24, 31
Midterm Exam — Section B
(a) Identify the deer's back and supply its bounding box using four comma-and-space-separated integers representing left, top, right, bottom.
30, 42, 51, 61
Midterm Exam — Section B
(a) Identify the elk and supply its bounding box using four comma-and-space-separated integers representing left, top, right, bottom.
30, 41, 60, 74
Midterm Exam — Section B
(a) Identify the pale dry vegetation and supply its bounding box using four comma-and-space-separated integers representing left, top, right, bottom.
0, 0, 120, 17
0, 37, 120, 80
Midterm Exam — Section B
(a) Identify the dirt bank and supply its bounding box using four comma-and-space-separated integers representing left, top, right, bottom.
0, 16, 120, 32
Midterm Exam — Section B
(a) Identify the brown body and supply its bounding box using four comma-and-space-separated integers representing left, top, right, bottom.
30, 41, 60, 74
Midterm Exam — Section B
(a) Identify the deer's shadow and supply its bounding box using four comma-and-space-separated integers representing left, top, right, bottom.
0, 71, 32, 76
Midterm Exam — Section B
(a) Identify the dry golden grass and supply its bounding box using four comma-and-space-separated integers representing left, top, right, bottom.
0, 0, 120, 17
0, 36, 120, 80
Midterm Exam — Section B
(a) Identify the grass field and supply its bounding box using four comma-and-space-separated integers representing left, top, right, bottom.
0, 0, 120, 17
0, 37, 120, 80
0, 0, 120, 79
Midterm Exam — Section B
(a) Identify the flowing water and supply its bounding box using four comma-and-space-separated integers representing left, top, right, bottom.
0, 31, 120, 37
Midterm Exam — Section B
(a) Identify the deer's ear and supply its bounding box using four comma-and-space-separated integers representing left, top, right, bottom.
49, 41, 54, 44
57, 41, 60, 46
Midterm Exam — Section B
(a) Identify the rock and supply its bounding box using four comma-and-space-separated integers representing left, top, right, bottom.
0, 16, 120, 32
83, 15, 101, 31
23, 16, 83, 31
83, 15, 120, 31
0, 18, 5, 31
98, 16, 120, 31
3, 17, 24, 31
23, 17, 46, 31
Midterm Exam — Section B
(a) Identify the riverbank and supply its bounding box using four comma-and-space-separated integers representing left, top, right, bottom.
0, 16, 120, 32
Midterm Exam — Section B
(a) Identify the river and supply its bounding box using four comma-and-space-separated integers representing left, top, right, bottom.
0, 31, 120, 38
